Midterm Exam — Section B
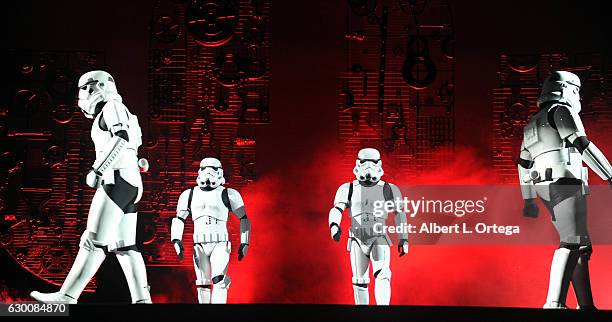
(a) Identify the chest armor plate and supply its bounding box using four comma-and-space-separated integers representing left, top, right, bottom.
348, 182, 389, 242
349, 183, 388, 221
191, 188, 229, 221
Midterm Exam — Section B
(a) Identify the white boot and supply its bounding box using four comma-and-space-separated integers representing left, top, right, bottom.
210, 275, 230, 304
374, 277, 391, 305
31, 246, 106, 304
543, 248, 579, 309
352, 284, 369, 305
572, 246, 596, 310
197, 287, 211, 304
115, 249, 152, 303
211, 286, 228, 304
30, 291, 77, 304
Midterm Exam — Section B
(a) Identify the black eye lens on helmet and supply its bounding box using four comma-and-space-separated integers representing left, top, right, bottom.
359, 159, 380, 164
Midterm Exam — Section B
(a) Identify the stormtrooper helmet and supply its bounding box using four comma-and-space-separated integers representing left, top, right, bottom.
353, 148, 384, 183
77, 70, 119, 119
197, 157, 225, 189
537, 71, 582, 112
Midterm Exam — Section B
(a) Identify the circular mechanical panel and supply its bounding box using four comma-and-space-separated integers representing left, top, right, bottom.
41, 247, 72, 275
507, 55, 539, 73
51, 104, 74, 124
185, 0, 239, 47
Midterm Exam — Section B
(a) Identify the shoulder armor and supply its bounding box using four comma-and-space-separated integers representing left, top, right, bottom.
102, 100, 130, 133
176, 188, 193, 214
551, 104, 586, 140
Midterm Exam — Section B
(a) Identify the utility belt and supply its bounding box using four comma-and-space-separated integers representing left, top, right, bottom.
193, 231, 229, 243
525, 164, 580, 182
350, 214, 388, 241
94, 243, 139, 255
529, 168, 554, 184
525, 165, 589, 195
347, 230, 392, 250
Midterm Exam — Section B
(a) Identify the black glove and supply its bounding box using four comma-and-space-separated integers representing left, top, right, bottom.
330, 223, 341, 242
172, 239, 184, 261
523, 198, 539, 218
398, 239, 409, 257
238, 243, 249, 261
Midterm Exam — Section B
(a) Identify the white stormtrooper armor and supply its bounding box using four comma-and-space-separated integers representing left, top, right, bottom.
31, 71, 152, 304
170, 158, 251, 304
328, 148, 408, 305
518, 71, 612, 310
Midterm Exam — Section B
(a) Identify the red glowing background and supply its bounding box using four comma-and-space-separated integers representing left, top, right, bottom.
1, 0, 611, 309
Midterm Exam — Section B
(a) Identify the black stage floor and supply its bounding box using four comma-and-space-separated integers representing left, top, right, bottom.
11, 304, 610, 322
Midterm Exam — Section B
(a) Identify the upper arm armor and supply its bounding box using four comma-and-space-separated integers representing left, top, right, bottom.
225, 188, 250, 244
227, 188, 246, 219
176, 189, 191, 220
329, 183, 351, 227
518, 141, 534, 169
389, 183, 402, 204
171, 189, 191, 241
517, 141, 536, 199
388, 183, 408, 239
103, 100, 131, 137
333, 182, 351, 209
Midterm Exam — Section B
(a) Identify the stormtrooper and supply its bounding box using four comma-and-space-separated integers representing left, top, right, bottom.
170, 158, 251, 304
518, 71, 612, 310
328, 148, 409, 305
30, 70, 152, 304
